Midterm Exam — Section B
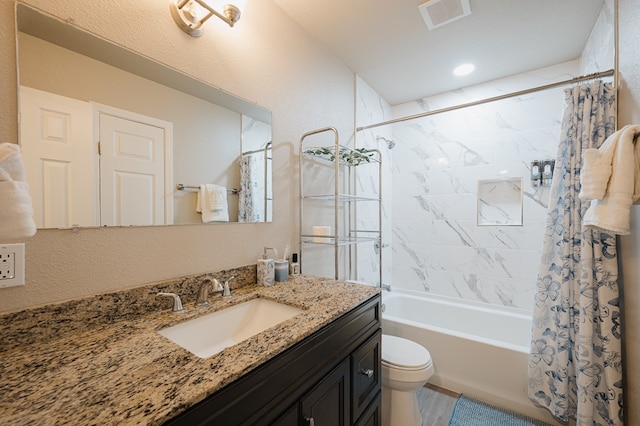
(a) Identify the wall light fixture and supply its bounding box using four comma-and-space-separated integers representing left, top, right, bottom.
170, 0, 246, 36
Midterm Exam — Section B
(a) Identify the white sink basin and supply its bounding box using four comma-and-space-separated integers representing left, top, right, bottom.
158, 298, 304, 359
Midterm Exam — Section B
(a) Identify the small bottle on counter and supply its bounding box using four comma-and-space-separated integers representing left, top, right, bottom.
290, 253, 300, 275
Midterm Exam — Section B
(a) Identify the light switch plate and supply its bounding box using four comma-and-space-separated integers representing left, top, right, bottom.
0, 243, 25, 287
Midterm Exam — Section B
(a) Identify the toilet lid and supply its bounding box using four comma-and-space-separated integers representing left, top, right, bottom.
382, 334, 432, 370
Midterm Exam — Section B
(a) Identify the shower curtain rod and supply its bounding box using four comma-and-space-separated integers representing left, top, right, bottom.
242, 142, 273, 156
356, 69, 615, 132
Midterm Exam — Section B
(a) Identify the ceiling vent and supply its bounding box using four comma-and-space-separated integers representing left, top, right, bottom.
418, 0, 471, 31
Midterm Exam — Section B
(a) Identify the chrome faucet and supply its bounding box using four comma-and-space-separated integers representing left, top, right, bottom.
196, 278, 223, 306
196, 276, 236, 305
157, 292, 185, 313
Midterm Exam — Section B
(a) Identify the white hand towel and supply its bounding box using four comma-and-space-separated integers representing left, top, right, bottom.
579, 147, 613, 201
206, 184, 227, 211
196, 184, 229, 223
0, 143, 36, 240
582, 125, 640, 235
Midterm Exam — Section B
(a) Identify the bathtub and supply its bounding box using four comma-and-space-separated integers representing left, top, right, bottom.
381, 290, 560, 424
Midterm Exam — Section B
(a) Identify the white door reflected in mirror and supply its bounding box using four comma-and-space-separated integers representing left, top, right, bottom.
20, 86, 174, 228
99, 112, 171, 227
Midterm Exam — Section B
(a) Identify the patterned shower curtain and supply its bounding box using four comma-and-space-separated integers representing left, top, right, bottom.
528, 81, 623, 425
238, 154, 264, 222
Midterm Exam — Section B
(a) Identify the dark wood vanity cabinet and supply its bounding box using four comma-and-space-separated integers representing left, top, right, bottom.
165, 294, 381, 426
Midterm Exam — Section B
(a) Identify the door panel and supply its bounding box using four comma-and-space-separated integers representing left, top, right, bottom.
99, 114, 166, 226
19, 86, 95, 227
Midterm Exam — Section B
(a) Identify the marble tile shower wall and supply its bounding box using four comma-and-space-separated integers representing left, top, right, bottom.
391, 88, 562, 310
580, 0, 614, 75
354, 66, 569, 307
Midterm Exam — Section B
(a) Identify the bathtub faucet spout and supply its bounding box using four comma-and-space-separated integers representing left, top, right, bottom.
381, 283, 391, 292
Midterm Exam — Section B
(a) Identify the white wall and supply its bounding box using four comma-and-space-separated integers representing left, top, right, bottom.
0, 0, 355, 312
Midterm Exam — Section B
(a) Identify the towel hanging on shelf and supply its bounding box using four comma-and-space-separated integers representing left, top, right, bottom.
0, 143, 36, 240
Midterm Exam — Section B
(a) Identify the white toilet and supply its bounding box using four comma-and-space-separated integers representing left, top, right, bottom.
381, 334, 434, 426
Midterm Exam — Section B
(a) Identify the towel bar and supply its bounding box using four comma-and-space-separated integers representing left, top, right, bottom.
176, 184, 240, 194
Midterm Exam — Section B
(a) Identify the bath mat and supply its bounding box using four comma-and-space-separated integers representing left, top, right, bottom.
448, 395, 551, 426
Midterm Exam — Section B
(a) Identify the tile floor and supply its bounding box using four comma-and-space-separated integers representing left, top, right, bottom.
417, 384, 460, 426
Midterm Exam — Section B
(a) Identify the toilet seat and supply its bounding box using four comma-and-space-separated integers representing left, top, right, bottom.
382, 334, 432, 371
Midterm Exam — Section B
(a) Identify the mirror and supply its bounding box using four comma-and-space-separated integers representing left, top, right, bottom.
15, 4, 272, 228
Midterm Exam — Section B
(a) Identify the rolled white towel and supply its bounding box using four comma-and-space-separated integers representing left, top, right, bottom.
0, 181, 36, 240
0, 143, 37, 240
579, 148, 612, 200
583, 126, 639, 235
0, 143, 26, 182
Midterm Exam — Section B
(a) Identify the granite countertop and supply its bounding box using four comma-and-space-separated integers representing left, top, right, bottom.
0, 272, 378, 426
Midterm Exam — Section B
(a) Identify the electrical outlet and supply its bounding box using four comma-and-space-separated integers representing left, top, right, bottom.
0, 243, 25, 288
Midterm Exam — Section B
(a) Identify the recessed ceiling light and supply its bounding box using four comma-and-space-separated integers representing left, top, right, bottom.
453, 63, 475, 76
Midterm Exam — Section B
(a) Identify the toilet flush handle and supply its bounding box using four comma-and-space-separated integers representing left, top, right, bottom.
359, 368, 374, 377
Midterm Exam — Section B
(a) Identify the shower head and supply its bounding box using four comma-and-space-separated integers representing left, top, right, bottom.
376, 136, 396, 150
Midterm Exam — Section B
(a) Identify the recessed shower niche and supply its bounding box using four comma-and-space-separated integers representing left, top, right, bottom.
477, 177, 523, 226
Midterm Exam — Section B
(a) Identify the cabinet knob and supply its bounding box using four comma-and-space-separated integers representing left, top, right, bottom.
305, 416, 315, 426
359, 368, 374, 377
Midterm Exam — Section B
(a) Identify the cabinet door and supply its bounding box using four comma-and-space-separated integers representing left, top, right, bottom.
301, 358, 350, 426
354, 392, 381, 426
271, 403, 299, 426
352, 330, 381, 422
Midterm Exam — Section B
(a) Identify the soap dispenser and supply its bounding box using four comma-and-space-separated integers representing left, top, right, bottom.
257, 247, 276, 287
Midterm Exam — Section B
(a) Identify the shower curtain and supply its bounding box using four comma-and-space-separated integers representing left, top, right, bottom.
238, 154, 264, 222
528, 81, 622, 425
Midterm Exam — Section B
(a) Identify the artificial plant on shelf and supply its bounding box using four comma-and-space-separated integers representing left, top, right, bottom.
304, 146, 374, 166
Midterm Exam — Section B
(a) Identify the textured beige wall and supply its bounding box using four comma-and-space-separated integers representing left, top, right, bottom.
0, 0, 355, 311
618, 0, 640, 423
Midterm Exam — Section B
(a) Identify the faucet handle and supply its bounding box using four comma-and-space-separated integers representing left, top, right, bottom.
157, 292, 185, 313
222, 276, 235, 299
214, 278, 223, 292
